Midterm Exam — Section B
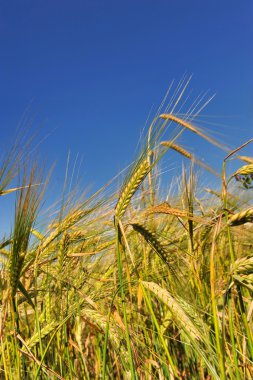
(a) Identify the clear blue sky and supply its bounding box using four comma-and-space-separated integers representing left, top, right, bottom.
0, 0, 252, 194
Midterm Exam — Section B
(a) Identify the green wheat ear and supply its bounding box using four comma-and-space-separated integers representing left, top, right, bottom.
8, 167, 41, 298
131, 222, 179, 281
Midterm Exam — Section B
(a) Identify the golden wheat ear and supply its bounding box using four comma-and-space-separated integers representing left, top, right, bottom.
231, 256, 253, 276
145, 202, 204, 223
161, 141, 219, 176
141, 281, 203, 341
115, 159, 150, 220
228, 208, 253, 226
237, 156, 253, 164
159, 113, 225, 149
232, 164, 253, 177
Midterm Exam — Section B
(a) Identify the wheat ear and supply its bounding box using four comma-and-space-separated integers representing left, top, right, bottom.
230, 257, 253, 291
131, 222, 177, 278
231, 256, 253, 276
228, 208, 253, 226
161, 141, 192, 159
57, 232, 70, 274
237, 156, 253, 164
161, 141, 218, 176
159, 114, 224, 149
232, 164, 253, 177
26, 320, 59, 348
141, 281, 202, 341
115, 159, 150, 219
145, 202, 203, 223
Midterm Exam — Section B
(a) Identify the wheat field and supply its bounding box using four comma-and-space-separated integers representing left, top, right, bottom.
0, 85, 253, 379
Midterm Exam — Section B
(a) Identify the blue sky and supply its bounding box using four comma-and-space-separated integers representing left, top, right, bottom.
0, 0, 253, 200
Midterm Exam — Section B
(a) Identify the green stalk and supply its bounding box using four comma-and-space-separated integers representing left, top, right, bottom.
237, 285, 253, 360
10, 297, 21, 379
1, 338, 10, 380
210, 221, 226, 380
115, 223, 137, 379
102, 280, 134, 380
227, 291, 241, 380
102, 322, 110, 380
33, 255, 43, 359
222, 161, 235, 263
34, 313, 72, 380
